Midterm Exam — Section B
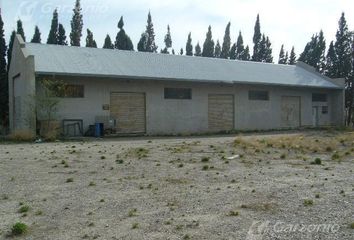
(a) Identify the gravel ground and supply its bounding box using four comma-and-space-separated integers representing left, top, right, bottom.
0, 131, 353, 240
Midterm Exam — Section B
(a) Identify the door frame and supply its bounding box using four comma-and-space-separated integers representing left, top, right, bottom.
281, 96, 301, 128
109, 92, 147, 134
208, 94, 235, 131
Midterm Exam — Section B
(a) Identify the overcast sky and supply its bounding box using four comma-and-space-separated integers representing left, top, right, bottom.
1, 0, 354, 62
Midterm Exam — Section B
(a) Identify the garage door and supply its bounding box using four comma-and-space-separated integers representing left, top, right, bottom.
281, 96, 301, 128
208, 94, 234, 132
110, 92, 146, 133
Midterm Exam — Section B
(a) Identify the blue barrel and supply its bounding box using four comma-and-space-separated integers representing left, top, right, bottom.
95, 123, 103, 137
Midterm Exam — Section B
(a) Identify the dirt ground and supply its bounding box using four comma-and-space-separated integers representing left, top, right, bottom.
0, 131, 353, 240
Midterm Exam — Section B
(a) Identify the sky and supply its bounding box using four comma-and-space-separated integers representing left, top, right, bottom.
1, 0, 354, 62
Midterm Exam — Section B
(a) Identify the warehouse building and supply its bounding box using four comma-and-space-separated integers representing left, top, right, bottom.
8, 35, 345, 136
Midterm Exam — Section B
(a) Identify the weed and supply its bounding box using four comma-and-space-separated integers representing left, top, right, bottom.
35, 210, 43, 216
128, 208, 137, 217
202, 165, 209, 171
66, 178, 74, 183
311, 158, 322, 165
228, 210, 239, 216
132, 223, 139, 229
116, 159, 124, 164
89, 181, 96, 187
178, 163, 184, 168
315, 194, 320, 198
18, 205, 30, 213
350, 222, 354, 229
331, 152, 340, 160
201, 157, 210, 162
11, 222, 28, 235
303, 199, 314, 206
280, 154, 286, 159
100, 156, 106, 160
183, 234, 191, 240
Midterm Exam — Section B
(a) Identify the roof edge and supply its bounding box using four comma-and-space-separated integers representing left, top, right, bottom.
35, 71, 342, 90
296, 61, 345, 88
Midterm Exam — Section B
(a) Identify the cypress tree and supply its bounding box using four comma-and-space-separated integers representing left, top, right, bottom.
0, 13, 8, 126
138, 12, 157, 52
242, 46, 250, 61
264, 36, 273, 63
47, 9, 59, 44
333, 12, 352, 79
288, 46, 296, 65
7, 31, 15, 72
278, 44, 286, 64
220, 22, 231, 59
235, 31, 245, 60
31, 26, 41, 43
186, 32, 193, 56
70, 0, 83, 46
194, 42, 202, 56
299, 31, 326, 71
202, 25, 214, 57
115, 17, 134, 51
214, 40, 221, 58
252, 14, 262, 61
16, 19, 26, 42
137, 33, 148, 52
58, 24, 68, 45
284, 51, 289, 64
171, 49, 175, 55
180, 48, 183, 55
230, 43, 236, 60
85, 29, 97, 48
325, 41, 338, 78
332, 12, 353, 125
103, 34, 114, 49
161, 25, 172, 54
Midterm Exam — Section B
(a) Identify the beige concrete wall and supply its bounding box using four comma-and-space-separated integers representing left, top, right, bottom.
8, 35, 36, 133
37, 75, 342, 135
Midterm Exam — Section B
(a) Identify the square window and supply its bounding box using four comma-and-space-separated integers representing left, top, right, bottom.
322, 106, 328, 114
164, 88, 192, 99
248, 90, 269, 101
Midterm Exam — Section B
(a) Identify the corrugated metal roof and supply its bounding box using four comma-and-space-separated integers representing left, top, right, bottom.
25, 42, 341, 89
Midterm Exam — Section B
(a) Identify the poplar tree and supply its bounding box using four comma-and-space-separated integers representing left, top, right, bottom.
214, 40, 221, 58
0, 13, 8, 125
242, 46, 251, 61
186, 32, 193, 56
252, 14, 262, 61
31, 26, 41, 43
299, 31, 326, 71
137, 33, 148, 52
85, 29, 97, 48
229, 43, 236, 60
138, 12, 157, 52
16, 19, 26, 42
103, 34, 114, 49
288, 46, 296, 65
70, 0, 83, 46
180, 48, 184, 55
235, 31, 246, 60
220, 22, 231, 59
194, 42, 202, 56
325, 41, 338, 78
202, 25, 214, 57
161, 25, 172, 54
47, 9, 59, 44
278, 44, 286, 64
115, 16, 134, 50
7, 31, 15, 71
58, 24, 68, 45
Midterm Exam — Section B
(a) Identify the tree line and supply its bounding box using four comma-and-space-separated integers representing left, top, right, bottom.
0, 0, 353, 128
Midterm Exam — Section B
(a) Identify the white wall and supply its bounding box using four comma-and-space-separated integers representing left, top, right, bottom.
36, 75, 343, 135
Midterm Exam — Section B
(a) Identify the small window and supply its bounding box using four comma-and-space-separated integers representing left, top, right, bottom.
164, 88, 192, 99
248, 90, 269, 101
312, 93, 327, 102
60, 85, 84, 98
322, 106, 328, 114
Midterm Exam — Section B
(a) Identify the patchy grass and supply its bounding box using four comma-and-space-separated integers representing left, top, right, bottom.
11, 222, 28, 235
